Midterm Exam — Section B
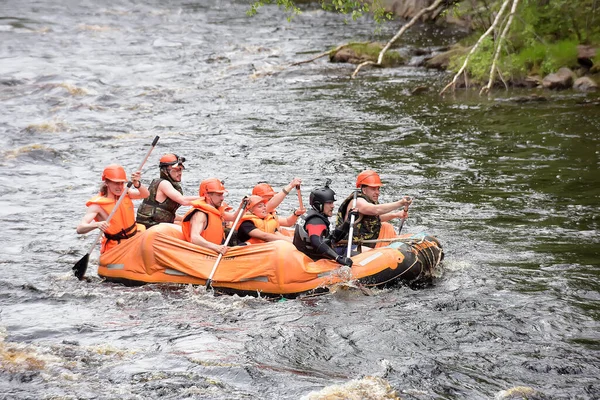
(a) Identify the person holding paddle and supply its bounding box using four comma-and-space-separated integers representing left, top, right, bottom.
181, 178, 230, 255
76, 164, 149, 254
136, 153, 199, 228
336, 170, 412, 249
252, 178, 306, 227
234, 195, 293, 245
293, 182, 355, 266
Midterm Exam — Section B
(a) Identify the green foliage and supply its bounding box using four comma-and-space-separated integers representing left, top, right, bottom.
540, 40, 579, 74
322, 0, 371, 21
507, 42, 547, 76
449, 37, 581, 83
247, 0, 301, 21
449, 0, 598, 82
519, 0, 599, 44
506, 40, 578, 76
248, 0, 393, 23
448, 36, 495, 82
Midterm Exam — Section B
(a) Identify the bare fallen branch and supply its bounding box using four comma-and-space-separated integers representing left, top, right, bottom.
440, 0, 512, 95
352, 0, 447, 79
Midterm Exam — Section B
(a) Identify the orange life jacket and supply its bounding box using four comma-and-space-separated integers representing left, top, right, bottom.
235, 213, 280, 244
86, 194, 138, 253
181, 198, 225, 245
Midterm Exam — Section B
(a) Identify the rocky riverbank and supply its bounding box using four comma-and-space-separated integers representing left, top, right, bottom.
328, 0, 599, 93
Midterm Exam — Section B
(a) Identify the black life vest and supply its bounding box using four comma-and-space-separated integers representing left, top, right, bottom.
293, 210, 332, 260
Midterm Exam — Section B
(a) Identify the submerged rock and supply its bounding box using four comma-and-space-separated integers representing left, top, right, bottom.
424, 45, 468, 70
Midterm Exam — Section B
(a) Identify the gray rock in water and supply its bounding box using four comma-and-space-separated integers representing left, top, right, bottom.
542, 67, 575, 90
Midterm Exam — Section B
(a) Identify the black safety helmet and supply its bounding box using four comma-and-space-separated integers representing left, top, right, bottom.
309, 180, 336, 213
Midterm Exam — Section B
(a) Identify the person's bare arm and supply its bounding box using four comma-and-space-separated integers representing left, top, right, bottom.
380, 209, 408, 222
76, 205, 109, 234
128, 170, 149, 200
277, 207, 306, 227
355, 197, 411, 217
189, 211, 228, 255
158, 181, 199, 206
248, 229, 293, 243
266, 177, 302, 213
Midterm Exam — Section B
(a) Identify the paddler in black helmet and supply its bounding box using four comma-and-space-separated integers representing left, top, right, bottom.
293, 180, 356, 267
136, 153, 200, 228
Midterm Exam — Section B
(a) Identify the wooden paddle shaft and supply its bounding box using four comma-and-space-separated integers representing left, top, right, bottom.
206, 196, 249, 288
346, 189, 359, 258
296, 185, 303, 209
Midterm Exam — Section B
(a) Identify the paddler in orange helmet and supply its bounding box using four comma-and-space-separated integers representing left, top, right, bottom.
336, 170, 412, 248
234, 195, 293, 245
136, 153, 200, 228
252, 177, 306, 227
181, 178, 230, 255
76, 164, 149, 253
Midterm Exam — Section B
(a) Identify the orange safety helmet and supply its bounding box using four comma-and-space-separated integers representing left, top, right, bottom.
356, 170, 383, 188
101, 164, 128, 182
159, 153, 186, 169
199, 178, 227, 197
252, 182, 277, 198
246, 195, 267, 211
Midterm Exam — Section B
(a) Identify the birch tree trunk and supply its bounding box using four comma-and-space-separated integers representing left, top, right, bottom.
440, 0, 512, 95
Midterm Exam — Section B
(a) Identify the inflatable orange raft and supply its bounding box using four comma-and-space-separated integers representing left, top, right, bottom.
97, 224, 443, 297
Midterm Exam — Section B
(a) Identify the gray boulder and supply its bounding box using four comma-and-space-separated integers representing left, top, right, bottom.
542, 67, 575, 90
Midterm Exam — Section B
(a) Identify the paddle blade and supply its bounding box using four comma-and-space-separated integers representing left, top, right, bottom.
73, 253, 89, 280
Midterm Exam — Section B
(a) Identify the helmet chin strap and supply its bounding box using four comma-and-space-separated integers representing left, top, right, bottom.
206, 195, 216, 207
206, 194, 222, 209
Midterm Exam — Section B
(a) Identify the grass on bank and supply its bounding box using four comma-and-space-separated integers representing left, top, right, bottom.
448, 38, 585, 83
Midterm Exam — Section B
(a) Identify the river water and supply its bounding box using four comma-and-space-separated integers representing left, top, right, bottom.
1, 0, 598, 399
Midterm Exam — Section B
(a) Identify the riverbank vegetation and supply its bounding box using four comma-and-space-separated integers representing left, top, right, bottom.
442, 0, 599, 93
248, 0, 599, 94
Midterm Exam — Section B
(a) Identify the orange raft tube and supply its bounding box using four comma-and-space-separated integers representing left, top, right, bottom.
98, 223, 444, 297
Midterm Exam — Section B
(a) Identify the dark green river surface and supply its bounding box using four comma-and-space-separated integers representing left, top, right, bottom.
1, 1, 599, 399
